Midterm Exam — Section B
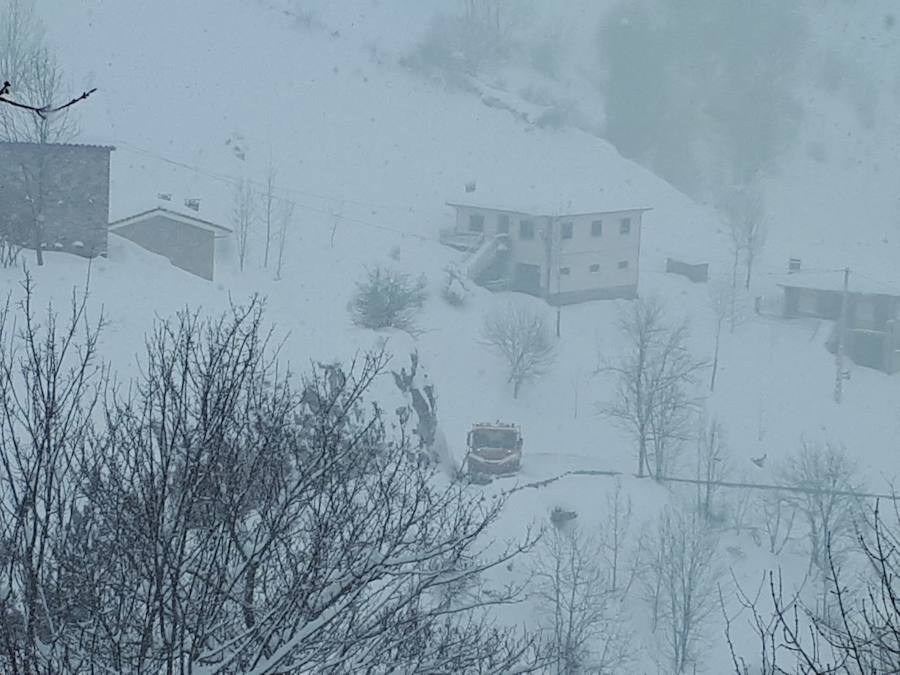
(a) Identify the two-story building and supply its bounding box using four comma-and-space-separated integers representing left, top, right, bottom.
442, 201, 650, 305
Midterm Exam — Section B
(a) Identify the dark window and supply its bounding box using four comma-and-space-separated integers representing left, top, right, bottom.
559, 266, 571, 276
519, 219, 535, 240
591, 219, 603, 237
469, 213, 485, 232
619, 217, 631, 235
618, 260, 629, 270
497, 213, 510, 233
589, 263, 600, 273
561, 221, 573, 239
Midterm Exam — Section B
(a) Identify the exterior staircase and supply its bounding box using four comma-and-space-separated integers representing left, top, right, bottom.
464, 234, 509, 282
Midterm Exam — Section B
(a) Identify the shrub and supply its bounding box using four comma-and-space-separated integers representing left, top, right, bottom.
534, 103, 571, 130
481, 302, 555, 398
440, 265, 470, 307
351, 265, 428, 333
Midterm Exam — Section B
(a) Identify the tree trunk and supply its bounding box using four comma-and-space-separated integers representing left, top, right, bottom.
745, 254, 753, 290
729, 249, 739, 334
637, 436, 646, 478
33, 224, 43, 266
243, 561, 257, 629
709, 326, 721, 391
264, 210, 271, 269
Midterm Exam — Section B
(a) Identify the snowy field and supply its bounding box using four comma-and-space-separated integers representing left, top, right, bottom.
4, 0, 898, 671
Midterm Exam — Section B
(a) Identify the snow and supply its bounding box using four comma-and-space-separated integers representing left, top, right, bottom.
776, 268, 899, 296
7, 0, 899, 670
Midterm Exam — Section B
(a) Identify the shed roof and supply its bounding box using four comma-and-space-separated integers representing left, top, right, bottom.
777, 270, 900, 298
0, 141, 115, 152
109, 206, 232, 235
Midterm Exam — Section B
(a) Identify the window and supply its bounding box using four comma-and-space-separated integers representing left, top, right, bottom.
617, 260, 629, 270
497, 213, 510, 234
589, 263, 600, 273
619, 217, 631, 235
560, 221, 573, 239
519, 219, 535, 240
591, 219, 603, 237
559, 266, 571, 276
468, 213, 485, 232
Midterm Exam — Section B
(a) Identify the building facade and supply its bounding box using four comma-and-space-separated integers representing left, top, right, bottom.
443, 202, 648, 304
780, 282, 900, 373
0, 142, 114, 257
109, 207, 232, 281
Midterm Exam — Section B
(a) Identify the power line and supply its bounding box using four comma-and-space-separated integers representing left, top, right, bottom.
507, 467, 900, 502
115, 141, 443, 218
113, 141, 445, 244
834, 266, 850, 404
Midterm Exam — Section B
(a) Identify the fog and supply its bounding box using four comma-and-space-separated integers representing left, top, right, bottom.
0, 0, 897, 672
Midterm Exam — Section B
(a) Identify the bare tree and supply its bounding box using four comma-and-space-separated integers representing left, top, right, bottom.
602, 298, 706, 479
644, 507, 722, 673
8, 299, 544, 673
708, 277, 747, 390
744, 213, 767, 291
756, 490, 798, 556
329, 200, 343, 248
262, 159, 276, 268
695, 416, 728, 523
533, 526, 632, 674
0, 1, 94, 267
481, 301, 556, 399
598, 478, 638, 596
274, 196, 293, 280
727, 500, 900, 673
391, 350, 438, 462
778, 441, 863, 573
231, 177, 255, 271
721, 569, 810, 675
721, 184, 767, 294
0, 272, 105, 671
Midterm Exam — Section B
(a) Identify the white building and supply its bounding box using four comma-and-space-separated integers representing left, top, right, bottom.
442, 201, 650, 304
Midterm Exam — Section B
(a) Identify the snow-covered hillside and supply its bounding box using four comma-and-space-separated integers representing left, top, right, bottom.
6, 0, 898, 671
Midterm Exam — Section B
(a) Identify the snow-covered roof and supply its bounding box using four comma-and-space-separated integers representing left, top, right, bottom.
777, 270, 900, 297
446, 200, 652, 219
109, 206, 232, 235
108, 151, 235, 227
0, 141, 115, 151
443, 129, 673, 218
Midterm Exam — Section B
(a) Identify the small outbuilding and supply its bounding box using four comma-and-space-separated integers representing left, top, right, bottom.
109, 207, 232, 281
778, 270, 900, 374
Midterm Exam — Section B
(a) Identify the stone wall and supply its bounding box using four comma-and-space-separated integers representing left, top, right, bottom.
0, 142, 113, 257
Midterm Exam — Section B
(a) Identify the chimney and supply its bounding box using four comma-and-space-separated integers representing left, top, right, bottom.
184, 198, 200, 212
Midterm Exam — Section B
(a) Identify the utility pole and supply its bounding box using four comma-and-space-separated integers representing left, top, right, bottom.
834, 267, 850, 403
544, 216, 562, 337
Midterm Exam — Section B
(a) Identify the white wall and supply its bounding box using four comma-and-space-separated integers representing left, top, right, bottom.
452, 205, 643, 295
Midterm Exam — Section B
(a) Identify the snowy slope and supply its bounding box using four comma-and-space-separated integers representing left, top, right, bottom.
7, 0, 900, 671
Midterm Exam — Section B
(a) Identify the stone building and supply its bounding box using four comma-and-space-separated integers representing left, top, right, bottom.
0, 142, 114, 257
